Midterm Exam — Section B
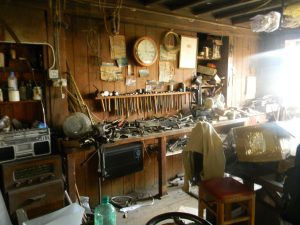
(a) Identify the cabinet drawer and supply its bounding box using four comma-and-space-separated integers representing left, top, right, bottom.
7, 179, 64, 219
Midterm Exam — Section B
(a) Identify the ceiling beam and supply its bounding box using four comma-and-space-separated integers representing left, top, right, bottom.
143, 0, 166, 6
192, 0, 262, 15
231, 6, 281, 24
169, 0, 206, 11
214, 1, 281, 19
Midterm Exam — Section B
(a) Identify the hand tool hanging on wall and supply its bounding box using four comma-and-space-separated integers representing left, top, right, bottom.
96, 92, 191, 116
65, 62, 95, 125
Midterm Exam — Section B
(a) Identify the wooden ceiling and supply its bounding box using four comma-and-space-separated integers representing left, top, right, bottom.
66, 0, 297, 28
6, 0, 298, 29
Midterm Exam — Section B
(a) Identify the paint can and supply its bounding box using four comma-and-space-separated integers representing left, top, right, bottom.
33, 86, 42, 100
8, 90, 20, 102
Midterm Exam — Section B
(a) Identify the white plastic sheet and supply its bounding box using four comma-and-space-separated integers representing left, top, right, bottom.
23, 203, 84, 225
0, 190, 12, 225
282, 2, 300, 28
251, 11, 281, 32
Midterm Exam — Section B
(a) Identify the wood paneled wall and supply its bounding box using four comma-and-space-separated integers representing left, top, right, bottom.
0, 2, 261, 204
0, 2, 261, 125
58, 13, 260, 200
62, 16, 195, 124
256, 30, 300, 97
57, 13, 260, 125
227, 35, 259, 107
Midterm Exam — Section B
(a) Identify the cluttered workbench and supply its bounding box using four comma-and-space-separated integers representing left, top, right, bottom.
61, 113, 266, 207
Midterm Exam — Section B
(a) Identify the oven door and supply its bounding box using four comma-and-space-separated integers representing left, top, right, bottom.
101, 142, 143, 179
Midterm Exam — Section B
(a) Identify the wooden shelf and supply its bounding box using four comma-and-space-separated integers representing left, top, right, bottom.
0, 67, 14, 72
0, 100, 41, 105
197, 56, 221, 60
0, 59, 31, 72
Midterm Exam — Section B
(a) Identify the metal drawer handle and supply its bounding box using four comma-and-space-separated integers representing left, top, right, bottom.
28, 194, 46, 202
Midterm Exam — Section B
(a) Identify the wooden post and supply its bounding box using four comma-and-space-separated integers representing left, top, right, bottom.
158, 136, 167, 197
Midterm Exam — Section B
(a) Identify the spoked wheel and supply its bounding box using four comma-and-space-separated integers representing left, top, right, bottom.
145, 212, 212, 225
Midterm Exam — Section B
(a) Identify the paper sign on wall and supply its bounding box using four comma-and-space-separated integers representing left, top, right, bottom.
179, 36, 198, 69
100, 66, 123, 81
159, 61, 175, 82
109, 35, 126, 59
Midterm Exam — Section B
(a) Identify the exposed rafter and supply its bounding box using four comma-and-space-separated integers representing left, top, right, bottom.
231, 6, 281, 24
214, 1, 279, 19
58, 0, 296, 29
143, 0, 166, 6
169, 0, 206, 11
192, 0, 263, 15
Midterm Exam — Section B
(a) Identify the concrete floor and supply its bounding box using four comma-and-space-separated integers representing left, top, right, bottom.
116, 186, 198, 225
113, 185, 288, 225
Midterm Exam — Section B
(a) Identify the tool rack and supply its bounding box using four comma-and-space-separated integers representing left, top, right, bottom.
95, 92, 191, 116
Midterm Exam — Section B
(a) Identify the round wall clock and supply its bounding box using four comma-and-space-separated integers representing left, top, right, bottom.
133, 36, 158, 67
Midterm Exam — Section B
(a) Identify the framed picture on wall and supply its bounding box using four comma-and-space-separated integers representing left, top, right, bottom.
179, 36, 198, 69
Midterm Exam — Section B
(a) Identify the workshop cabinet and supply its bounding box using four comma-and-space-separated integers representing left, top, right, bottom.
0, 155, 64, 222
0, 42, 47, 127
196, 33, 229, 105
7, 179, 64, 220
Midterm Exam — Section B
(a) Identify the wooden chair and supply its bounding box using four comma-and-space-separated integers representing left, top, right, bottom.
198, 177, 255, 225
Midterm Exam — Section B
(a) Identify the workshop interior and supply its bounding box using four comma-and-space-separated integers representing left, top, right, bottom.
0, 0, 300, 224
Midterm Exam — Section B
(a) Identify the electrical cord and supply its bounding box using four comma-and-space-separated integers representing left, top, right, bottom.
25, 60, 47, 128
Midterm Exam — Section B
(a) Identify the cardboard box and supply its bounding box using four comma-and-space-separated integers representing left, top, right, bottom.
232, 122, 295, 162
197, 65, 217, 76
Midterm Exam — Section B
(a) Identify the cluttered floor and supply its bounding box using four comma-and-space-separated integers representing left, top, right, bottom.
115, 184, 287, 225
116, 186, 198, 225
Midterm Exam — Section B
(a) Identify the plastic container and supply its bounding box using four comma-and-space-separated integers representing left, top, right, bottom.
0, 52, 4, 67
94, 196, 116, 225
8, 90, 20, 102
0, 88, 3, 102
26, 80, 33, 100
19, 81, 27, 100
33, 86, 42, 100
8, 71, 17, 90
94, 209, 103, 225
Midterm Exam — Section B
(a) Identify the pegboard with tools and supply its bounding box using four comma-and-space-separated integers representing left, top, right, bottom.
95, 92, 191, 117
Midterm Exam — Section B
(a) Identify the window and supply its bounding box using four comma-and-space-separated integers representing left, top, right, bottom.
277, 39, 300, 107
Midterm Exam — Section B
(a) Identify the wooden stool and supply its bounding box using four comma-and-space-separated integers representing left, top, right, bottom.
198, 177, 255, 225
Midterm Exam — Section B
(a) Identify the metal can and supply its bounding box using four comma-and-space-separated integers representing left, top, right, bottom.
0, 88, 3, 102
0, 52, 5, 67
33, 86, 42, 100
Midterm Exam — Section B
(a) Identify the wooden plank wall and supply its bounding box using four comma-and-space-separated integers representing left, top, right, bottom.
59, 15, 260, 202
226, 36, 259, 107
62, 16, 192, 200
60, 15, 260, 122
0, 2, 261, 205
61, 16, 195, 124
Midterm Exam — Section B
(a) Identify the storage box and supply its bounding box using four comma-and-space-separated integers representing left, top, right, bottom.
197, 65, 217, 76
232, 122, 295, 162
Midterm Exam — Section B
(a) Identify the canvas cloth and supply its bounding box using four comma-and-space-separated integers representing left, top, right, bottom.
183, 121, 225, 191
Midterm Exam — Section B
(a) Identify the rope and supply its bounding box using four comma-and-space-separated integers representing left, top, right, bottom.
65, 62, 96, 125
162, 30, 180, 53
99, 0, 123, 35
